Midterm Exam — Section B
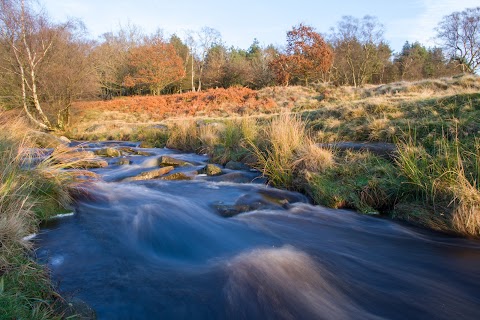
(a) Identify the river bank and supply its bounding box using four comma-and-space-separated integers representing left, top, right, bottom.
65, 76, 480, 237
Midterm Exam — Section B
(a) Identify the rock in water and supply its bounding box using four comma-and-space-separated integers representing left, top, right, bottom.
94, 147, 122, 157
115, 157, 131, 165
160, 172, 193, 181
158, 156, 194, 167
198, 164, 223, 176
123, 166, 174, 181
225, 161, 250, 171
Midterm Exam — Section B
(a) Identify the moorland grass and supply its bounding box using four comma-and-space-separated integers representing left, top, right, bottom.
0, 113, 91, 318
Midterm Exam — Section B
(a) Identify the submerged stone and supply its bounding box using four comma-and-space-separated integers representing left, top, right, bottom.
115, 157, 131, 166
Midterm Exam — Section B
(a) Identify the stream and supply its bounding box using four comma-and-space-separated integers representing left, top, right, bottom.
34, 141, 480, 319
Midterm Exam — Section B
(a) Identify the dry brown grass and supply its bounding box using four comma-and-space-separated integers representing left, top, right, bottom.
295, 142, 335, 173
166, 119, 200, 151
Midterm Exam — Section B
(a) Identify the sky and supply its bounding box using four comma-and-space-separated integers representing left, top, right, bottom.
41, 0, 479, 53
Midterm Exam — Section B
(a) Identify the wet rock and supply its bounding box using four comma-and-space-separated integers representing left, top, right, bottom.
212, 188, 308, 218
158, 156, 194, 167
212, 203, 250, 218
75, 159, 109, 169
203, 171, 263, 184
257, 188, 309, 205
94, 147, 122, 157
197, 164, 223, 176
118, 147, 153, 156
115, 157, 131, 165
55, 297, 96, 319
123, 166, 174, 182
225, 161, 251, 171
160, 172, 192, 181
235, 193, 286, 211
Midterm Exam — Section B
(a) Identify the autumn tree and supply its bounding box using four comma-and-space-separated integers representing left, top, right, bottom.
436, 7, 480, 73
123, 34, 185, 95
271, 24, 333, 86
329, 16, 391, 86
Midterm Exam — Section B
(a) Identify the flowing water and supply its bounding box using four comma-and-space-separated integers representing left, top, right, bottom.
34, 142, 480, 319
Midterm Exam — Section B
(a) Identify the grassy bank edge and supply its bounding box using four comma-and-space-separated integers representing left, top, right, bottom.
123, 112, 480, 238
0, 114, 93, 319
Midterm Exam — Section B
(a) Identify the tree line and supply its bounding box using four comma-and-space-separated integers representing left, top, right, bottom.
1, 0, 479, 130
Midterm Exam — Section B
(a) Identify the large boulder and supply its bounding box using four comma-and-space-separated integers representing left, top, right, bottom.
158, 156, 194, 167
123, 166, 174, 182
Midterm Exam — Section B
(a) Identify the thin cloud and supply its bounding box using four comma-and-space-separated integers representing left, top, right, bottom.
416, 0, 479, 46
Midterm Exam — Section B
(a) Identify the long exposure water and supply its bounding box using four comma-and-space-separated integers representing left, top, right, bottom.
34, 141, 480, 319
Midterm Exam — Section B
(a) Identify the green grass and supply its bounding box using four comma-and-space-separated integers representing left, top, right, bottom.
306, 151, 401, 214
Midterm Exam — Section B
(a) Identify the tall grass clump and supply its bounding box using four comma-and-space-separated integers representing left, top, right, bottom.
248, 113, 321, 189
166, 119, 201, 151
0, 112, 93, 318
396, 133, 480, 236
247, 113, 336, 190
209, 118, 258, 164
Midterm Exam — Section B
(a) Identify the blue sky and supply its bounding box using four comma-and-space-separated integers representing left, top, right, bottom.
41, 0, 479, 53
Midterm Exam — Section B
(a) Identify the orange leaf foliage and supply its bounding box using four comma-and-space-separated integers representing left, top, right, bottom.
73, 87, 278, 121
124, 40, 185, 94
271, 23, 333, 85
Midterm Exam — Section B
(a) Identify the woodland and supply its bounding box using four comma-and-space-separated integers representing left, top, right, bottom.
1, 0, 478, 130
